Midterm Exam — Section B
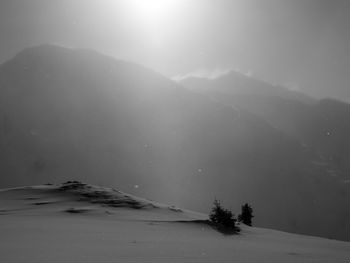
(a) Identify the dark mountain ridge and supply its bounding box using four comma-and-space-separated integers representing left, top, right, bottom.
181, 71, 315, 104
180, 72, 350, 183
0, 45, 349, 241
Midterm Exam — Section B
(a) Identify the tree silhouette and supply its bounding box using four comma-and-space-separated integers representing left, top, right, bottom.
238, 203, 254, 226
209, 199, 238, 233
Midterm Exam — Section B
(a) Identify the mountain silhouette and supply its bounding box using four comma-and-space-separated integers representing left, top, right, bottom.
180, 72, 350, 184
0, 45, 349, 241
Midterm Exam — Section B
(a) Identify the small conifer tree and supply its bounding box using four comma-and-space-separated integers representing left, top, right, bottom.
209, 199, 238, 233
238, 203, 254, 226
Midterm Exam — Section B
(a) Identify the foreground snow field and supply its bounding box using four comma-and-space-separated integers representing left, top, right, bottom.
1, 183, 350, 263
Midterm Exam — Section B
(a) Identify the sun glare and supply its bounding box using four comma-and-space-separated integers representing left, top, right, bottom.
119, 0, 187, 47
126, 0, 180, 22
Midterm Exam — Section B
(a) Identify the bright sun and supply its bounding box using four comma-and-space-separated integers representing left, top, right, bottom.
120, 0, 187, 47
125, 0, 181, 22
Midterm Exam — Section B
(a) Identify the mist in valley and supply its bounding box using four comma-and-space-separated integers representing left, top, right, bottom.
1, 0, 350, 249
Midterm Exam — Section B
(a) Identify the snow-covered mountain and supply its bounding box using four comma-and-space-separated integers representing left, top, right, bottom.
0, 45, 349, 241
0, 182, 349, 263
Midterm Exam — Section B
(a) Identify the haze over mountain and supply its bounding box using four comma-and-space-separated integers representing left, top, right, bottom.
180, 71, 350, 184
180, 71, 316, 104
0, 45, 349, 241
1, 0, 350, 102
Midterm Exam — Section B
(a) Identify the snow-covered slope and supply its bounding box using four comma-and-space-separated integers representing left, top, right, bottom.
1, 182, 349, 263
0, 181, 205, 221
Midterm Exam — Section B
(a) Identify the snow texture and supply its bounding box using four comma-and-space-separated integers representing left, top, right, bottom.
0, 182, 349, 263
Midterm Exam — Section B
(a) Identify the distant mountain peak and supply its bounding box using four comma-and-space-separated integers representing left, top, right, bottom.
180, 69, 315, 104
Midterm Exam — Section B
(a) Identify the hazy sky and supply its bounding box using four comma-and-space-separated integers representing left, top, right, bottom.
0, 0, 350, 101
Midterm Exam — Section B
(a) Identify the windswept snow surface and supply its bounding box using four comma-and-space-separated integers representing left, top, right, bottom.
0, 183, 349, 263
